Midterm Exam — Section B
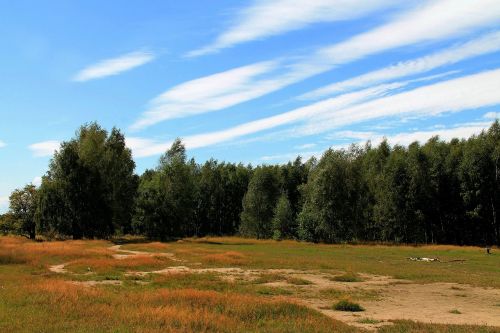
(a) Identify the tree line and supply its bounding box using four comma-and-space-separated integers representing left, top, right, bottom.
1, 121, 499, 246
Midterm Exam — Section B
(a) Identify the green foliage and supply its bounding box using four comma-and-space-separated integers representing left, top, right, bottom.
9, 184, 37, 239
8, 119, 500, 246
331, 273, 362, 282
298, 147, 368, 243
240, 166, 281, 239
333, 300, 364, 312
272, 194, 295, 240
0, 213, 19, 235
36, 123, 137, 239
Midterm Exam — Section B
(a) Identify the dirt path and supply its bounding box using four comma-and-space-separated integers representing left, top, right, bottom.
48, 245, 500, 330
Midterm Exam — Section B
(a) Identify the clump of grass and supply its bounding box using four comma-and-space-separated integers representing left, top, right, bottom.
357, 318, 381, 324
454, 293, 468, 297
451, 286, 464, 290
0, 250, 27, 265
449, 309, 462, 314
286, 277, 312, 285
252, 273, 285, 284
333, 299, 365, 312
202, 251, 247, 266
331, 272, 362, 282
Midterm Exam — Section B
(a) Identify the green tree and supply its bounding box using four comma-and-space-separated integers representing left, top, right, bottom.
240, 166, 281, 239
134, 139, 197, 240
298, 147, 367, 243
9, 184, 37, 239
271, 194, 294, 240
36, 123, 136, 239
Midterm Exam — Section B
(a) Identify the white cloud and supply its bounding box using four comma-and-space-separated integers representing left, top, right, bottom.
29, 140, 60, 157
317, 0, 500, 65
0, 140, 5, 148
298, 68, 500, 135
294, 143, 317, 150
260, 150, 322, 163
130, 82, 403, 156
73, 51, 154, 82
180, 82, 403, 149
32, 176, 42, 187
302, 30, 500, 99
130, 61, 282, 130
483, 111, 499, 119
143, 68, 500, 155
187, 0, 398, 57
137, 1, 500, 130
125, 136, 172, 158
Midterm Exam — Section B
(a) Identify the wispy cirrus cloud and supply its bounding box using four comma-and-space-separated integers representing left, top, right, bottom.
130, 60, 283, 130
0, 140, 6, 148
297, 68, 500, 136
302, 30, 500, 99
131, 67, 500, 157
135, 1, 500, 130
128, 82, 404, 156
484, 111, 499, 119
29, 140, 60, 157
73, 51, 154, 82
188, 0, 399, 57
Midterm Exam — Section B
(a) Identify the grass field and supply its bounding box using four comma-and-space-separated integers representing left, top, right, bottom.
1, 236, 499, 332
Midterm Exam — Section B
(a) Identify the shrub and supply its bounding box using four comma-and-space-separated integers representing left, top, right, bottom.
333, 300, 364, 312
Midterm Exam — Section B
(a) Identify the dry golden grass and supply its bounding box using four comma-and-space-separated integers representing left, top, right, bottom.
66, 255, 173, 274
1, 274, 355, 332
0, 236, 111, 268
202, 251, 248, 265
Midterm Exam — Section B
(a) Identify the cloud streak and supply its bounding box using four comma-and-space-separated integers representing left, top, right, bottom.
298, 68, 500, 135
188, 0, 399, 57
130, 61, 280, 130
73, 51, 154, 82
29, 140, 60, 157
135, 1, 500, 130
0, 140, 6, 148
302, 30, 500, 99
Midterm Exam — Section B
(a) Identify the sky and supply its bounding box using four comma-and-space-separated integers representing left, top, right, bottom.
1, 0, 500, 212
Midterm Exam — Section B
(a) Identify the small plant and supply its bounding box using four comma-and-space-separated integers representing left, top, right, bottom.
449, 309, 462, 314
331, 272, 362, 282
333, 299, 365, 312
357, 318, 381, 324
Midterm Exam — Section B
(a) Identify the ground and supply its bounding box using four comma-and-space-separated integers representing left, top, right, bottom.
1, 236, 499, 332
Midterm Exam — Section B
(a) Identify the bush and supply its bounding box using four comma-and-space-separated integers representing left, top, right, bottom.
333, 300, 365, 312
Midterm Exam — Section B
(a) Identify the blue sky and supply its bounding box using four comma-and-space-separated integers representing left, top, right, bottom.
1, 0, 500, 212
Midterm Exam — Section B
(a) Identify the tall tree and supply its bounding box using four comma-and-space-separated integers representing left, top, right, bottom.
9, 184, 37, 239
240, 166, 281, 239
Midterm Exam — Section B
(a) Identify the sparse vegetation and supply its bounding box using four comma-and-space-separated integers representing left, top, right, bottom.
450, 309, 462, 314
331, 272, 363, 282
357, 318, 381, 324
333, 300, 365, 312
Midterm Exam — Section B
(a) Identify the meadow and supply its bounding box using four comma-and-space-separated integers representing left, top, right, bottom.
1, 236, 499, 332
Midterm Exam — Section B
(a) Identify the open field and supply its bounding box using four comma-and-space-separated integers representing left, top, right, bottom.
1, 236, 499, 332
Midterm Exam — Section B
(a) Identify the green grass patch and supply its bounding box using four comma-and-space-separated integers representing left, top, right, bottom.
330, 272, 362, 282
333, 300, 364, 312
449, 309, 462, 314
